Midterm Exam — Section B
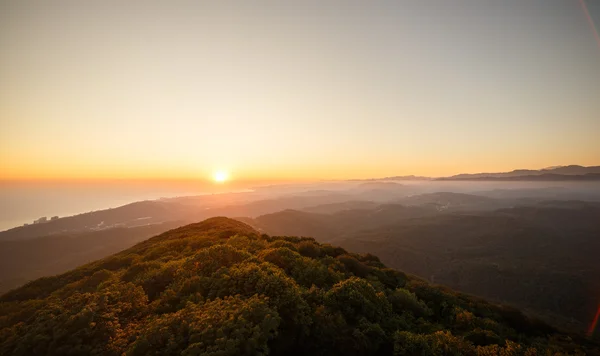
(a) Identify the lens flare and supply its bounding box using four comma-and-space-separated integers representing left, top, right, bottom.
579, 0, 600, 50
588, 303, 600, 336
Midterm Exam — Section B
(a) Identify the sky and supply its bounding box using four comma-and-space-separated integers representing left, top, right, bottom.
1, 0, 599, 181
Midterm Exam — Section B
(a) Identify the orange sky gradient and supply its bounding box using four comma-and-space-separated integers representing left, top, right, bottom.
1, 1, 599, 182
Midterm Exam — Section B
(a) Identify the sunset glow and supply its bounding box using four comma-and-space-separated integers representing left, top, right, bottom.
213, 171, 229, 183
0, 1, 598, 182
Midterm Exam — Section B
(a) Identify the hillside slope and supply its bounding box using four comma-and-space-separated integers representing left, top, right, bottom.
0, 221, 184, 294
245, 203, 600, 335
1, 218, 598, 355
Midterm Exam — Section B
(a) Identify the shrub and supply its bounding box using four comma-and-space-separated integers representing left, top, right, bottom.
325, 277, 391, 323
336, 254, 372, 278
389, 288, 431, 317
129, 295, 280, 356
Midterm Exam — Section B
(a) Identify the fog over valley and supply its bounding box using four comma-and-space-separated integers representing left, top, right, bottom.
2, 167, 600, 344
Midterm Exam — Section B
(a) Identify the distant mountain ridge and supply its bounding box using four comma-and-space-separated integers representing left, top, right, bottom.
438, 165, 600, 181
438, 173, 600, 182
350, 165, 600, 181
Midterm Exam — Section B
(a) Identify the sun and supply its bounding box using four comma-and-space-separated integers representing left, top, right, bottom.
213, 170, 229, 183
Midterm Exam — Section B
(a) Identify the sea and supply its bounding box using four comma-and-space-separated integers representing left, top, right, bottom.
0, 180, 217, 231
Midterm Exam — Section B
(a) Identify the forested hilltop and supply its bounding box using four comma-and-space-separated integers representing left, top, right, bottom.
1, 218, 598, 355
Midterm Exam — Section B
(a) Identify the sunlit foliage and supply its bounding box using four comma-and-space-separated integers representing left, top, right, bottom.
0, 217, 597, 355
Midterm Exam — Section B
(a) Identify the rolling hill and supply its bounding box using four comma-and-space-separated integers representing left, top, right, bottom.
0, 191, 358, 242
244, 202, 600, 336
1, 218, 597, 355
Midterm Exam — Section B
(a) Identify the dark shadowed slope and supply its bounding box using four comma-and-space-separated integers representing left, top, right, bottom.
1, 217, 597, 355
0, 221, 184, 294
246, 203, 600, 337
301, 200, 380, 214
397, 192, 502, 211
245, 204, 437, 239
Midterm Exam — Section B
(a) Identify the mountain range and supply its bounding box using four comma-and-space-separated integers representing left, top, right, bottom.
436, 165, 600, 181
353, 165, 600, 181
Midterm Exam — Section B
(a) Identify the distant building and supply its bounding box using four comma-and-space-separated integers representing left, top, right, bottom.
33, 217, 48, 224
50, 216, 59, 221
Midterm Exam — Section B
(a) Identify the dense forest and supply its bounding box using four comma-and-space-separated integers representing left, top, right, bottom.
244, 202, 600, 335
1, 217, 598, 355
